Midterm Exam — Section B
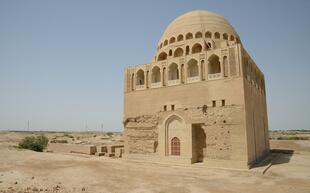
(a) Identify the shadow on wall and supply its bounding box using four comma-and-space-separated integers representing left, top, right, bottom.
251, 149, 294, 169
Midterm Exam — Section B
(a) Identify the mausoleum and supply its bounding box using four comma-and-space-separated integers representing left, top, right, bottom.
123, 10, 269, 168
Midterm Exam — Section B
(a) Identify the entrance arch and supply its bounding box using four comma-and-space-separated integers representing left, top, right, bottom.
164, 114, 185, 156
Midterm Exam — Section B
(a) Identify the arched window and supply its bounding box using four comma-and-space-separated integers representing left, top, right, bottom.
136, 69, 145, 85
192, 43, 202, 54
187, 59, 199, 77
181, 64, 185, 83
205, 31, 212, 38
168, 63, 179, 80
159, 43, 163, 49
162, 67, 166, 86
245, 58, 250, 80
151, 66, 161, 83
262, 79, 265, 93
177, 34, 184, 41
255, 70, 259, 86
256, 75, 261, 88
169, 49, 172, 56
236, 37, 240, 43
186, 46, 190, 55
230, 35, 235, 41
201, 60, 205, 80
195, 32, 202, 38
208, 55, 221, 74
157, 52, 167, 61
171, 137, 180, 156
205, 41, 212, 50
249, 62, 253, 81
186, 33, 193, 40
223, 56, 228, 77
173, 48, 184, 57
169, 37, 176, 44
146, 70, 149, 88
253, 69, 257, 84
214, 32, 220, 39
223, 33, 228, 40
131, 73, 134, 91
164, 40, 168, 46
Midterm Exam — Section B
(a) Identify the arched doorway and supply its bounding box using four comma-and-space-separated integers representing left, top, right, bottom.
192, 124, 206, 162
171, 137, 180, 156
165, 114, 185, 156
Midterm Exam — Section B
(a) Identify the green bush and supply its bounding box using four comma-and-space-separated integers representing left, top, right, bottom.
106, 132, 114, 136
19, 135, 49, 152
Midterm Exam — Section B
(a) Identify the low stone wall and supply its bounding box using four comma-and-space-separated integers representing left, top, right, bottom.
115, 147, 124, 158
125, 126, 158, 154
47, 143, 96, 155
124, 115, 158, 154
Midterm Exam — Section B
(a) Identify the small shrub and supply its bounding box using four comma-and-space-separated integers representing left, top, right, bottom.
19, 135, 49, 152
106, 132, 114, 136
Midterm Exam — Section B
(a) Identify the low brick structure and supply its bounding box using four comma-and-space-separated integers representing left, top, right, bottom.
95, 144, 124, 158
115, 147, 124, 158
48, 143, 96, 155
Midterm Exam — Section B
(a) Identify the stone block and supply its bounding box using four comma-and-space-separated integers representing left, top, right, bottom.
104, 153, 115, 157
95, 152, 105, 156
99, 145, 108, 153
47, 143, 96, 155
107, 145, 124, 154
115, 147, 124, 158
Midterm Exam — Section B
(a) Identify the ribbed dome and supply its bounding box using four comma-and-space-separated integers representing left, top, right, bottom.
158, 10, 238, 44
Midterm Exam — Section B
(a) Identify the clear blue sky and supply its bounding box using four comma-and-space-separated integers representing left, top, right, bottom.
0, 0, 309, 131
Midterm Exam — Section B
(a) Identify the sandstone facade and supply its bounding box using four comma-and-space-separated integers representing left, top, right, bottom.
123, 10, 269, 168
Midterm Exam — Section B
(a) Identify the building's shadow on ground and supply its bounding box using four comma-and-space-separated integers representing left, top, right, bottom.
270, 149, 294, 165
251, 149, 294, 169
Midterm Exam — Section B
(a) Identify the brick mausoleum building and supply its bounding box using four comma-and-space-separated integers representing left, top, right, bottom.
123, 10, 269, 169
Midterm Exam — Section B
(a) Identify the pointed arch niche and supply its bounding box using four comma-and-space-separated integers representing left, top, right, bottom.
164, 114, 186, 156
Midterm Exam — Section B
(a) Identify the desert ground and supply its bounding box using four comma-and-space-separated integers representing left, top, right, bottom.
0, 131, 310, 193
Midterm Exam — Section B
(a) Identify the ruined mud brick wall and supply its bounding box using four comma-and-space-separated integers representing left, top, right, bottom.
185, 105, 243, 160
124, 105, 244, 160
202, 105, 243, 160
124, 115, 158, 154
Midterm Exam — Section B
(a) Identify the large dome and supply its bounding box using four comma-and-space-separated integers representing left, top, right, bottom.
154, 10, 241, 63
157, 10, 239, 48
160, 10, 238, 41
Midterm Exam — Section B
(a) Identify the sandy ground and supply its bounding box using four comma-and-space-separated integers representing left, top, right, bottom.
0, 132, 310, 193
